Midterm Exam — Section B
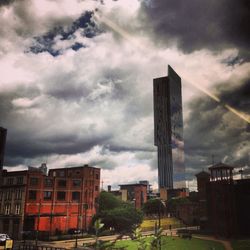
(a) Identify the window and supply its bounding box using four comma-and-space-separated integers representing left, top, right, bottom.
44, 191, 52, 200
17, 177, 23, 185
15, 204, 21, 215
95, 186, 99, 191
5, 190, 12, 200
58, 180, 67, 187
72, 192, 80, 201
28, 190, 37, 200
7, 178, 13, 185
3, 219, 9, 232
44, 178, 53, 187
95, 174, 99, 180
57, 191, 66, 200
4, 204, 11, 215
30, 177, 38, 186
15, 189, 22, 200
58, 171, 65, 177
72, 179, 81, 187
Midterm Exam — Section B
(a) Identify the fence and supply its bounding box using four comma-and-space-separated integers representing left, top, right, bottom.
17, 245, 65, 250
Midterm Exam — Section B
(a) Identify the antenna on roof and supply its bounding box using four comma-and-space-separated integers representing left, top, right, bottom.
211, 155, 215, 165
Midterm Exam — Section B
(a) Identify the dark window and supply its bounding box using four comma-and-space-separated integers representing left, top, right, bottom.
58, 171, 65, 177
58, 180, 67, 187
5, 190, 12, 200
72, 192, 80, 201
75, 170, 80, 175
95, 174, 99, 179
95, 186, 99, 191
15, 189, 22, 199
3, 219, 9, 232
7, 178, 13, 185
57, 191, 66, 200
4, 204, 11, 215
15, 204, 21, 214
29, 190, 37, 200
44, 191, 52, 200
30, 177, 38, 186
17, 177, 23, 185
72, 179, 81, 187
44, 178, 53, 187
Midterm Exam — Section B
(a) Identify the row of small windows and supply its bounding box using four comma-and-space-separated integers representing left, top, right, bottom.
4, 173, 100, 186
1, 203, 21, 215
50, 170, 99, 179
29, 178, 97, 187
0, 190, 23, 200
4, 177, 24, 185
28, 190, 98, 201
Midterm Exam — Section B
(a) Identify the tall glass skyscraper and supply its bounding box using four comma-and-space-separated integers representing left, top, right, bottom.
0, 127, 7, 170
153, 66, 185, 189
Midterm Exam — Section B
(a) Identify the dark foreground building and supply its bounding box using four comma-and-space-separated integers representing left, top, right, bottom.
153, 66, 185, 190
206, 163, 250, 238
0, 164, 100, 239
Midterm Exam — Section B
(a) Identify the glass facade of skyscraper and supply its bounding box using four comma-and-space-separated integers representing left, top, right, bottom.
153, 66, 185, 189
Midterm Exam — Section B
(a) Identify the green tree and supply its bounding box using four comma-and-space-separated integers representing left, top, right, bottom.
101, 205, 143, 233
94, 219, 104, 250
94, 191, 143, 233
167, 197, 190, 216
132, 227, 149, 250
143, 199, 166, 215
98, 191, 122, 212
150, 227, 163, 250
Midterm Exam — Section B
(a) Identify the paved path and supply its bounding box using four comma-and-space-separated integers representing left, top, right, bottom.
14, 228, 232, 250
194, 235, 233, 250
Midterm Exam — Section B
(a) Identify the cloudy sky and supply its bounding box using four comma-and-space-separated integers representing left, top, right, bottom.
1, 0, 250, 190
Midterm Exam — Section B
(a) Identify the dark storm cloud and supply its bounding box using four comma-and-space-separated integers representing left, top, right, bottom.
184, 79, 250, 177
0, 0, 14, 7
5, 132, 111, 165
29, 11, 100, 56
140, 0, 250, 59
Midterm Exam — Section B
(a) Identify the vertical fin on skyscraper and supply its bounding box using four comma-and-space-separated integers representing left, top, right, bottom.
168, 65, 181, 82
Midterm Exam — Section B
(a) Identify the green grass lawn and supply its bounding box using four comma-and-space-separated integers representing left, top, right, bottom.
141, 217, 182, 230
231, 239, 250, 250
114, 236, 225, 250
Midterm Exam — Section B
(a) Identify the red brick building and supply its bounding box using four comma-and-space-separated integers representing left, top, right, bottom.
119, 184, 147, 209
0, 164, 100, 239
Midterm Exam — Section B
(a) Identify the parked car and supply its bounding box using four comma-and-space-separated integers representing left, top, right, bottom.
68, 228, 81, 235
0, 234, 11, 242
0, 234, 13, 250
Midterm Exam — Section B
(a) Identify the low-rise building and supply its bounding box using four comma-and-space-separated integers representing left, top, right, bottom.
119, 183, 147, 209
0, 164, 100, 239
206, 163, 250, 238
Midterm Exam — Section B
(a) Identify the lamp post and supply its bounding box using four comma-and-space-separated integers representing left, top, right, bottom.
75, 200, 80, 249
157, 198, 166, 250
35, 199, 41, 247
83, 203, 88, 232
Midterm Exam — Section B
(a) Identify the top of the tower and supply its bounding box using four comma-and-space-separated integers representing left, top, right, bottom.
168, 65, 181, 82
